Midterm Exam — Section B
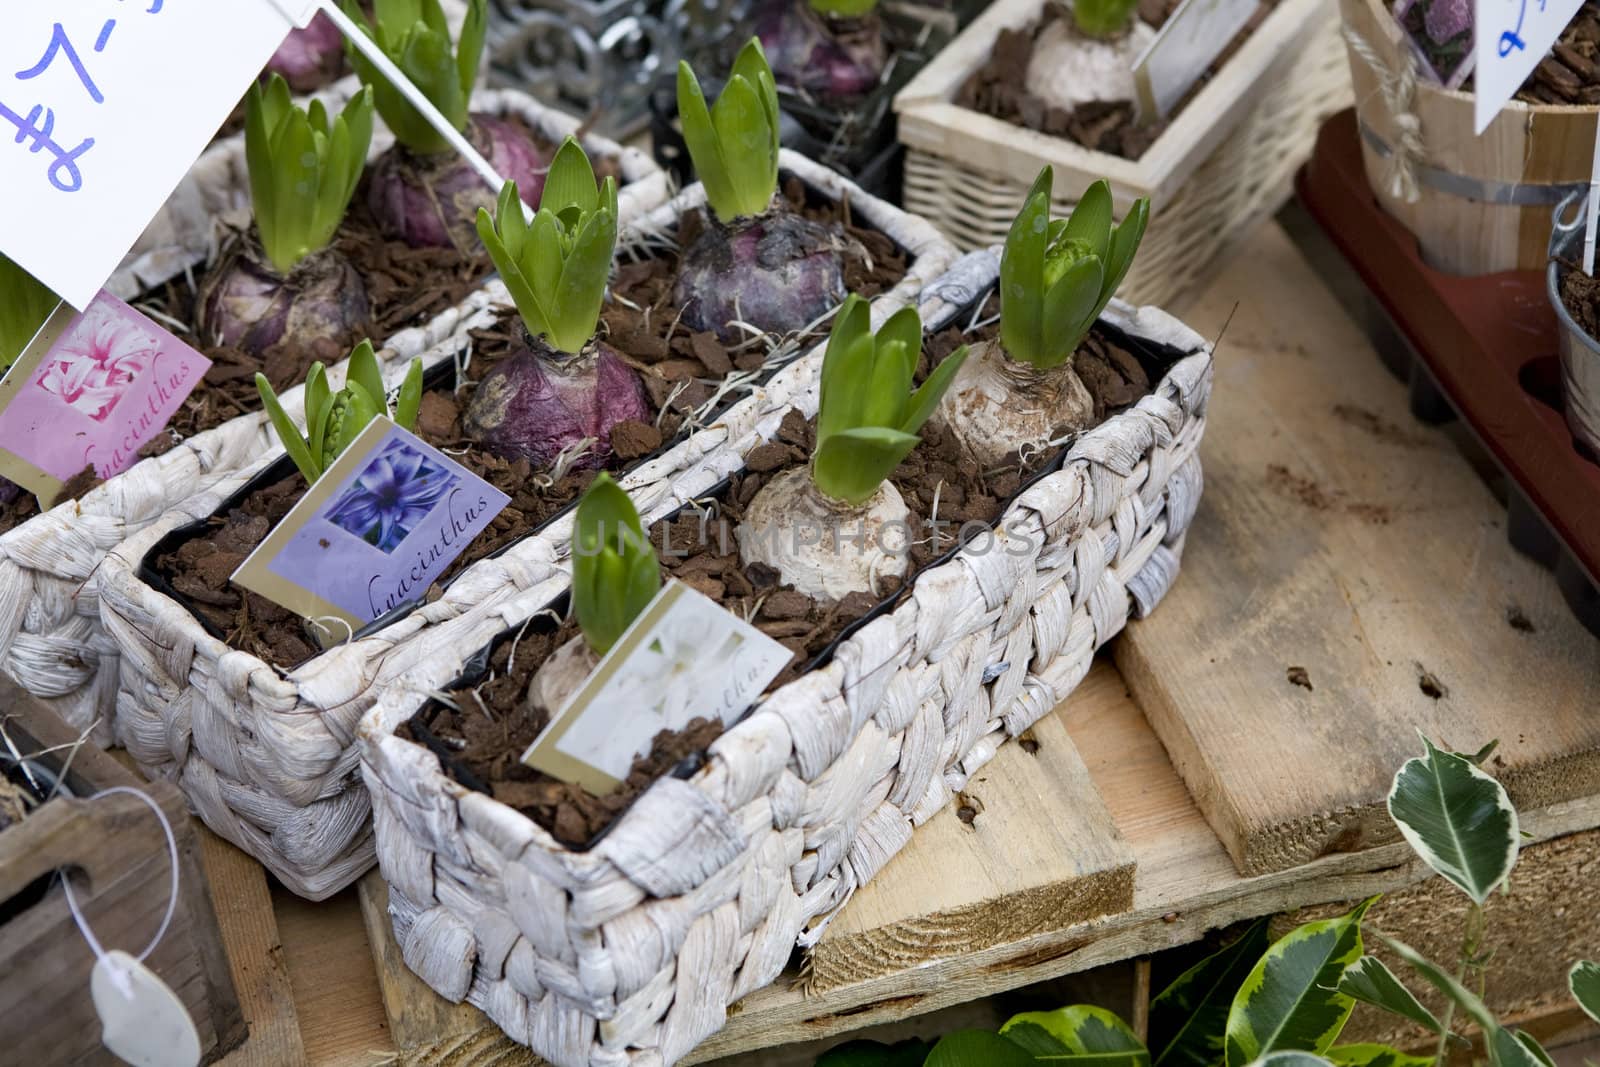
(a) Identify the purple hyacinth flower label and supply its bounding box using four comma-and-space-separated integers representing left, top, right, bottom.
231, 418, 510, 645
0, 290, 210, 508
1393, 0, 1476, 88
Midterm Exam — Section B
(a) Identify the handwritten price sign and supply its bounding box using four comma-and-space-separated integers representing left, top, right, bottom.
1474, 0, 1586, 131
0, 1, 318, 310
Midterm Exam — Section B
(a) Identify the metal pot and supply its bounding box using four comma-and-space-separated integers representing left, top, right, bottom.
1548, 190, 1600, 453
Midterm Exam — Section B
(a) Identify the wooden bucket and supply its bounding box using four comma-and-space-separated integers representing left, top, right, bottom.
1339, 0, 1598, 274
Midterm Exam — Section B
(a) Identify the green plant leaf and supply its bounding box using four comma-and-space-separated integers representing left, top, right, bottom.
305, 362, 331, 467
255, 373, 321, 483
541, 138, 600, 216
1063, 179, 1114, 260
923, 1030, 1040, 1067
999, 168, 1052, 367
1512, 1032, 1556, 1067
550, 193, 616, 353
813, 427, 920, 506
676, 61, 738, 221
1375, 934, 1495, 1033
1335, 956, 1444, 1037
1151, 919, 1271, 1067
730, 37, 781, 164
1072, 0, 1140, 35
677, 40, 779, 221
1097, 199, 1149, 319
0, 255, 61, 370
1571, 962, 1600, 1023
813, 1038, 932, 1067
1002, 1007, 1149, 1067
901, 344, 970, 437
816, 295, 874, 443
455, 0, 487, 100
344, 0, 476, 151
712, 73, 775, 219
1040, 256, 1104, 369
1242, 1055, 1337, 1067
572, 474, 659, 655
1486, 1028, 1545, 1067
347, 340, 387, 411
1388, 733, 1519, 904
1223, 898, 1376, 1067
1327, 1044, 1431, 1067
395, 358, 423, 430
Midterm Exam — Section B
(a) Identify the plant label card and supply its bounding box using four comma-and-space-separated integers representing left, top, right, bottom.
231, 418, 510, 647
0, 0, 315, 309
521, 581, 794, 794
0, 291, 210, 509
1474, 0, 1586, 132
1394, 0, 1477, 88
1131, 0, 1259, 121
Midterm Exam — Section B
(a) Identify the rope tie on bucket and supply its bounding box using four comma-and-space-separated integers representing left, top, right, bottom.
1343, 26, 1423, 203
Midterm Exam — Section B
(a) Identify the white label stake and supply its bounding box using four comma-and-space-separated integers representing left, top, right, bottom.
1473, 0, 1586, 134
316, 1, 531, 221
1586, 112, 1600, 275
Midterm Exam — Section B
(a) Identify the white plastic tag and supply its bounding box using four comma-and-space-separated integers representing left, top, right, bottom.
90, 949, 201, 1067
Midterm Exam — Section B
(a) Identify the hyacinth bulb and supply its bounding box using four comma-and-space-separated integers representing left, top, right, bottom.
197, 241, 370, 374
264, 12, 345, 93
757, 0, 887, 98
367, 114, 549, 250
673, 210, 846, 341
462, 339, 650, 470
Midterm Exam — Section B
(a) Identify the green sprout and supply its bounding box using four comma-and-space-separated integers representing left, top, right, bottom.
476, 137, 618, 355
809, 0, 878, 15
245, 75, 375, 276
1071, 0, 1140, 37
572, 473, 660, 655
1000, 168, 1148, 370
342, 0, 487, 155
0, 256, 60, 373
812, 294, 969, 506
256, 341, 423, 483
677, 39, 782, 223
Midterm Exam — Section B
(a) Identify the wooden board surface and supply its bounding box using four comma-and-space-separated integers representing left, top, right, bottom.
805, 669, 1136, 989
1116, 221, 1600, 877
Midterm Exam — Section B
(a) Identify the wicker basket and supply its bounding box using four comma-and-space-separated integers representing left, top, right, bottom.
1339, 0, 1599, 275
358, 251, 1211, 1066
0, 91, 667, 754
96, 159, 960, 900
894, 0, 1350, 307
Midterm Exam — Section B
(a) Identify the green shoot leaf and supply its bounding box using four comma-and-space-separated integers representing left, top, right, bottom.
256, 341, 423, 482
1073, 0, 1140, 36
571, 473, 660, 655
811, 293, 967, 506
1224, 898, 1376, 1067
478, 139, 618, 354
246, 77, 375, 275
343, 0, 482, 153
809, 0, 879, 15
1387, 732, 1519, 904
1150, 919, 1271, 1067
0, 255, 60, 372
999, 168, 1149, 370
677, 40, 781, 222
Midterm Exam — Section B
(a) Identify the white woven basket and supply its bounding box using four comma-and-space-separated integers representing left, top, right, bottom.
0, 91, 667, 753
894, 0, 1350, 307
96, 159, 960, 900
358, 251, 1212, 1066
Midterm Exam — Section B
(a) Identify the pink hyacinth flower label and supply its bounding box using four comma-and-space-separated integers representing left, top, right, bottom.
231, 418, 510, 645
0, 290, 209, 506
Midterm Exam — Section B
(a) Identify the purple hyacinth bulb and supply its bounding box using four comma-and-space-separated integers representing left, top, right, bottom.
462, 339, 650, 470
758, 0, 888, 98
673, 209, 846, 342
1423, 0, 1472, 44
367, 113, 550, 250
0, 478, 21, 507
196, 242, 370, 366
264, 11, 345, 93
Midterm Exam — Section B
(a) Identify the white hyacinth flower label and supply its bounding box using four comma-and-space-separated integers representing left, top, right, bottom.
1131, 0, 1259, 121
522, 581, 794, 794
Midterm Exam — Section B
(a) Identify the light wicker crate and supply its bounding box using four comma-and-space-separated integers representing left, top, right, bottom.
357, 250, 1212, 1067
96, 158, 960, 900
894, 0, 1350, 307
0, 90, 668, 755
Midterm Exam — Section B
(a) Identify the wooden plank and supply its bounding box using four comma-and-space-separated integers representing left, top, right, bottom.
1115, 221, 1600, 876
202, 830, 309, 1067
356, 872, 536, 1067
272, 882, 394, 1067
806, 663, 1136, 989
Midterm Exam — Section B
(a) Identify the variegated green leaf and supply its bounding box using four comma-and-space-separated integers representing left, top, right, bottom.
1243, 1054, 1337, 1067
1376, 934, 1495, 1033
813, 1039, 932, 1067
1388, 734, 1518, 904
1001, 1007, 1149, 1067
1572, 961, 1600, 1023
923, 1030, 1039, 1067
1335, 956, 1444, 1037
1488, 1028, 1546, 1067
1151, 920, 1271, 1067
1327, 1044, 1431, 1067
1223, 899, 1376, 1067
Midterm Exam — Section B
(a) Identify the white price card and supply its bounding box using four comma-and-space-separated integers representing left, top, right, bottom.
0, 1, 313, 310
1132, 0, 1258, 122
1474, 0, 1586, 133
